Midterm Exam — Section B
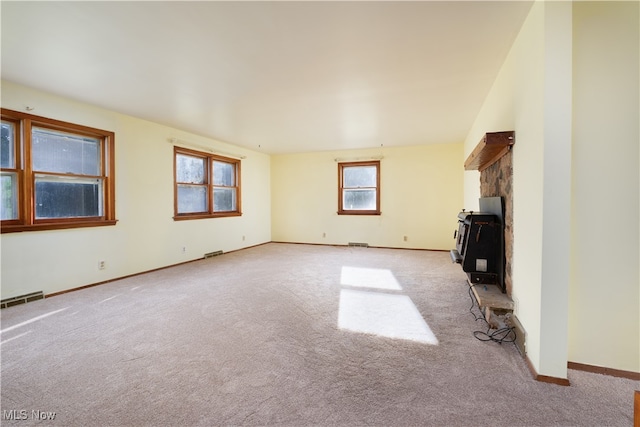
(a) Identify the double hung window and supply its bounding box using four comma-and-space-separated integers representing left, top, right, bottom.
174, 147, 241, 219
1, 109, 116, 233
338, 161, 381, 215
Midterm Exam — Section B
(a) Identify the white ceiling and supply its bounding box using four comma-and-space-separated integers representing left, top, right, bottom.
1, 1, 532, 154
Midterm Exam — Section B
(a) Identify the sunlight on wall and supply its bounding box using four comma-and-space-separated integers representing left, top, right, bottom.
338, 266, 438, 344
340, 266, 402, 290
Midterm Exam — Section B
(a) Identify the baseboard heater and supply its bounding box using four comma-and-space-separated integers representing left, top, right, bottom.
204, 250, 224, 259
348, 242, 369, 248
1, 291, 45, 309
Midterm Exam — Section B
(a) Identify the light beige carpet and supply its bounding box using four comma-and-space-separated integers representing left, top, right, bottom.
1, 243, 637, 426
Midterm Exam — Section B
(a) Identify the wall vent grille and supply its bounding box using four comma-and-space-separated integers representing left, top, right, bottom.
204, 250, 224, 258
348, 242, 369, 248
1, 291, 45, 309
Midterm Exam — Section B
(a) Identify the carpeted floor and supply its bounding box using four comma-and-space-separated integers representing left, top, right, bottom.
1, 243, 637, 426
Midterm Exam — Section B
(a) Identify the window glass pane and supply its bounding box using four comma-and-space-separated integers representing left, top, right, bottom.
213, 161, 235, 186
177, 184, 207, 213
176, 154, 206, 184
1, 172, 18, 220
1, 121, 15, 168
343, 166, 376, 188
213, 187, 236, 212
343, 189, 376, 210
35, 176, 103, 218
32, 127, 100, 176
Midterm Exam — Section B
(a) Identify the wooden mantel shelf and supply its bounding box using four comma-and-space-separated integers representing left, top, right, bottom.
464, 131, 515, 171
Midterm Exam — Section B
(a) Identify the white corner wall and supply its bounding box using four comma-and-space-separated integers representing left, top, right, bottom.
464, 0, 639, 376
538, 1, 573, 378
1, 81, 271, 298
271, 144, 463, 250
569, 1, 639, 373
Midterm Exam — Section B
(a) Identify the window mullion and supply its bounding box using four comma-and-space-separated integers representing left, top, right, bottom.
104, 134, 114, 220
173, 150, 179, 216
97, 137, 105, 217
208, 158, 213, 214
16, 121, 25, 223
23, 118, 34, 225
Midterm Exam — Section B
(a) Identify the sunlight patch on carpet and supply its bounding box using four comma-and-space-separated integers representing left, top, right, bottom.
0, 307, 69, 334
98, 294, 122, 304
1, 331, 33, 346
340, 266, 402, 291
338, 289, 438, 344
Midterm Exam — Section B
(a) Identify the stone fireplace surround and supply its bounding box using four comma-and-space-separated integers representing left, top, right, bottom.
479, 150, 513, 296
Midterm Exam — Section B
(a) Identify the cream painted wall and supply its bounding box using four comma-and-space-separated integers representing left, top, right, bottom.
1, 81, 271, 298
538, 1, 573, 378
464, 1, 547, 374
464, 0, 639, 375
271, 144, 463, 250
463, 51, 515, 212
570, 2, 639, 372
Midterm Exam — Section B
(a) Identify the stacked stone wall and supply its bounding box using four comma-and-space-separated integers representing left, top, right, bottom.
479, 151, 513, 296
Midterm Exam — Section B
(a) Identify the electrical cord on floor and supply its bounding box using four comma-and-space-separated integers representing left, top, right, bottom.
468, 285, 484, 322
467, 284, 516, 345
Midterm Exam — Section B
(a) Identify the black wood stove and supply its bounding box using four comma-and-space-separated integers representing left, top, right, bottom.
450, 197, 505, 293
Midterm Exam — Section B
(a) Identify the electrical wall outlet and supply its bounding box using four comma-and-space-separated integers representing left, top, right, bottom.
98, 260, 106, 270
